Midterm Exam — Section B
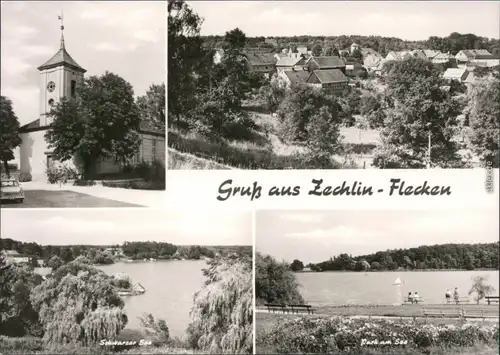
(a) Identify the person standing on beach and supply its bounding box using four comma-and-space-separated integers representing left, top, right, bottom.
445, 289, 452, 303
408, 292, 414, 303
453, 287, 459, 304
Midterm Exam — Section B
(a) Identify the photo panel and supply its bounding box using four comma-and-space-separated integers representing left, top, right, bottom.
0, 208, 253, 354
1, 1, 166, 209
255, 208, 499, 354
167, 0, 499, 171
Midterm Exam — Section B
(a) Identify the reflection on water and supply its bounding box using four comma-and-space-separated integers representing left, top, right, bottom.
297, 270, 499, 306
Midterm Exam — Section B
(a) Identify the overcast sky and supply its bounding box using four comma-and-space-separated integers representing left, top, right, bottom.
1, 1, 165, 126
1, 209, 252, 246
256, 208, 499, 264
188, 1, 499, 40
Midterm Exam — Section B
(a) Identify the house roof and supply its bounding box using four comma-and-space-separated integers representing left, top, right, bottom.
309, 56, 345, 68
443, 68, 467, 80
20, 117, 164, 135
276, 56, 303, 66
244, 51, 276, 66
423, 49, 440, 59
283, 70, 311, 86
297, 46, 308, 54
361, 48, 382, 58
463, 71, 477, 84
433, 52, 453, 60
3, 250, 21, 256
311, 69, 348, 84
458, 49, 495, 60
38, 37, 86, 73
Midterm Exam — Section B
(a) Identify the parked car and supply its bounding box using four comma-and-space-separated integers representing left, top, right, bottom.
1, 178, 24, 203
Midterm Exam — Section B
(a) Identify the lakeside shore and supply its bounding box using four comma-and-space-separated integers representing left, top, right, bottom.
296, 268, 499, 273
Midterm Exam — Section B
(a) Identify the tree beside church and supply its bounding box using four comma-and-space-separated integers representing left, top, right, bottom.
17, 21, 165, 182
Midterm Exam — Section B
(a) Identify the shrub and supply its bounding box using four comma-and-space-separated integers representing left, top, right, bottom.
18, 172, 32, 182
260, 316, 499, 354
73, 179, 96, 186
256, 253, 305, 305
0, 335, 45, 352
46, 163, 78, 184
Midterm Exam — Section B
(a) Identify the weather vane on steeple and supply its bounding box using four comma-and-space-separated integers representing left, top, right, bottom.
58, 11, 65, 49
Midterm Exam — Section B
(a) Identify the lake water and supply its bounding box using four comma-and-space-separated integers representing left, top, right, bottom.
36, 260, 207, 338
296, 270, 499, 306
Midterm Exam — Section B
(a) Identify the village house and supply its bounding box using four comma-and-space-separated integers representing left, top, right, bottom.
345, 61, 367, 78
307, 69, 349, 94
442, 67, 469, 82
276, 55, 308, 73
280, 70, 312, 89
431, 52, 455, 65
16, 24, 165, 182
463, 71, 479, 95
243, 51, 276, 78
361, 48, 384, 71
2, 250, 30, 265
307, 56, 346, 74
455, 49, 498, 67
385, 50, 427, 62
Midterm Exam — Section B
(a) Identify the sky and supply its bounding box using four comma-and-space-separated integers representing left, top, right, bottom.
256, 208, 499, 264
188, 1, 499, 40
0, 1, 165, 127
0, 209, 252, 246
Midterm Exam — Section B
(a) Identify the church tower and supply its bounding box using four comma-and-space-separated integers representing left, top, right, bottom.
37, 15, 86, 126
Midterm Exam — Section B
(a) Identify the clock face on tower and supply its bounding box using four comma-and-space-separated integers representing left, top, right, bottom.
47, 81, 56, 92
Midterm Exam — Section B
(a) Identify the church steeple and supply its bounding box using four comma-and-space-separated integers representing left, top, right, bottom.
37, 13, 86, 73
59, 12, 65, 50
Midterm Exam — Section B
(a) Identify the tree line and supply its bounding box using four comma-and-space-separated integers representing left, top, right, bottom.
0, 238, 251, 265
203, 32, 500, 58
289, 242, 500, 272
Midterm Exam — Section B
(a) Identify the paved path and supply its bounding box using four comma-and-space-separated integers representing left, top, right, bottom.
12, 181, 165, 208
1, 190, 142, 208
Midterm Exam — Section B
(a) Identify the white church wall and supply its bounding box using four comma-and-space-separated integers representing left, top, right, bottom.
19, 130, 49, 182
19, 129, 80, 182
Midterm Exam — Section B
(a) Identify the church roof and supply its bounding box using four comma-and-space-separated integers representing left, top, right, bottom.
20, 118, 43, 132
37, 35, 86, 73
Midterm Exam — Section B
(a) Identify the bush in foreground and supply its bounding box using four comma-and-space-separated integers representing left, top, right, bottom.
259, 316, 499, 354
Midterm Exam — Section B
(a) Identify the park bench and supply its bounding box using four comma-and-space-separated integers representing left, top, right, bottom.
463, 308, 499, 320
288, 304, 316, 314
485, 296, 499, 305
264, 304, 289, 314
403, 297, 424, 304
422, 306, 463, 319
448, 297, 470, 304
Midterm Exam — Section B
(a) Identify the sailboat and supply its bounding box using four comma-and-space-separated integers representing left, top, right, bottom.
392, 277, 401, 285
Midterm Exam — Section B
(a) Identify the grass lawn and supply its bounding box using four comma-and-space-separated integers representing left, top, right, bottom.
0, 190, 143, 208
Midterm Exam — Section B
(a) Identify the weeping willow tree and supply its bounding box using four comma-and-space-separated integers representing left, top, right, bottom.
187, 254, 252, 354
30, 259, 127, 346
